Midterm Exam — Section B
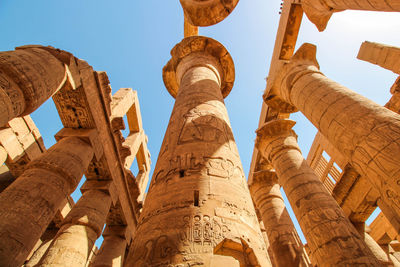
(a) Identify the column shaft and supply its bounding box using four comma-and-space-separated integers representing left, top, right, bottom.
90, 226, 127, 267
0, 136, 93, 267
38, 189, 112, 267
0, 47, 66, 126
126, 36, 270, 266
256, 119, 381, 266
250, 170, 307, 267
266, 43, 400, 233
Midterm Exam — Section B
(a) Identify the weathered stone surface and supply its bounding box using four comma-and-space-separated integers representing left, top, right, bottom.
90, 226, 127, 267
38, 189, 111, 267
180, 0, 239, 26
125, 36, 271, 266
0, 136, 93, 267
0, 46, 77, 127
256, 118, 381, 266
302, 0, 400, 31
250, 169, 310, 267
264, 43, 400, 234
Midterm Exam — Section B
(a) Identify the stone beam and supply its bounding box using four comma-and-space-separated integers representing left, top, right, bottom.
357, 41, 400, 74
302, 0, 400, 31
52, 61, 146, 240
248, 0, 303, 185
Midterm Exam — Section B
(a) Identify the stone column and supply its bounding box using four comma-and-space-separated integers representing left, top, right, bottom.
90, 225, 127, 267
264, 43, 400, 234
180, 0, 239, 26
249, 169, 309, 267
38, 188, 112, 267
0, 46, 71, 127
0, 136, 93, 267
24, 228, 59, 267
301, 0, 400, 31
125, 36, 271, 266
256, 118, 381, 266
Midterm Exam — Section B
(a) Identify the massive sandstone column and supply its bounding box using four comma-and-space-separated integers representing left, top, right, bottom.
264, 43, 400, 233
256, 118, 380, 266
38, 188, 112, 266
301, 0, 400, 31
125, 36, 271, 266
0, 46, 75, 127
90, 225, 127, 267
0, 136, 93, 267
249, 169, 310, 267
180, 0, 239, 26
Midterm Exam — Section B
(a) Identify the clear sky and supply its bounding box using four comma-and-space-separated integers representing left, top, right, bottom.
1, 0, 399, 247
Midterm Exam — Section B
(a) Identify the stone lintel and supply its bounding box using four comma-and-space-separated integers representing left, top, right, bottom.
55, 127, 103, 160
80, 180, 118, 205
357, 41, 400, 75
180, 0, 239, 27
163, 36, 234, 99
263, 43, 320, 113
301, 0, 337, 32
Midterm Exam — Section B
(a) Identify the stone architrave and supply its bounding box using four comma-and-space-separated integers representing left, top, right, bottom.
90, 225, 127, 267
264, 43, 400, 232
0, 46, 78, 127
249, 169, 310, 267
37, 189, 112, 267
180, 0, 239, 26
301, 0, 400, 31
125, 36, 271, 266
0, 136, 94, 267
256, 119, 381, 266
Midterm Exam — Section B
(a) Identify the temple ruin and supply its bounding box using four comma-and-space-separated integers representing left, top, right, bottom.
0, 0, 400, 266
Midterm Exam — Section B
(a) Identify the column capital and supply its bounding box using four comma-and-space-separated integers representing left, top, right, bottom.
250, 169, 279, 188
163, 36, 235, 99
180, 0, 239, 26
263, 43, 321, 113
255, 119, 300, 162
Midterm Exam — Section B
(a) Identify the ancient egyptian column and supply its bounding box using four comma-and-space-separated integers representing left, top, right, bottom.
256, 118, 381, 266
180, 0, 239, 26
37, 188, 111, 267
301, 0, 400, 31
0, 46, 76, 127
250, 169, 310, 267
125, 36, 271, 266
264, 43, 400, 233
91, 225, 127, 267
0, 136, 93, 267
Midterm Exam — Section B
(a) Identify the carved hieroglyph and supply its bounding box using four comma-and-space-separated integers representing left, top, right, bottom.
125, 36, 271, 266
256, 119, 381, 266
0, 45, 79, 127
264, 43, 400, 233
0, 136, 94, 267
250, 169, 310, 267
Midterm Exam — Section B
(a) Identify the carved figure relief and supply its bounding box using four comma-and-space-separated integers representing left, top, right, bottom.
177, 108, 235, 151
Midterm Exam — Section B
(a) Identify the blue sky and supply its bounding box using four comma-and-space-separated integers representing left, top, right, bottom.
1, 0, 399, 246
